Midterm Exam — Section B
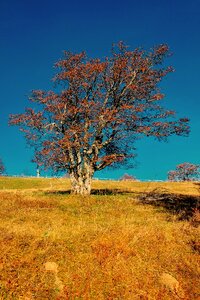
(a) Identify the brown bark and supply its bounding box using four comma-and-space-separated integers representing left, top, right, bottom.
70, 175, 92, 195
69, 164, 93, 195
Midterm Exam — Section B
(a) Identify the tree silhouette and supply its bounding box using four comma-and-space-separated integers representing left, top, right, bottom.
0, 158, 5, 175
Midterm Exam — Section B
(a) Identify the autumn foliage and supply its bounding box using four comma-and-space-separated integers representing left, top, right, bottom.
168, 162, 200, 182
9, 42, 189, 194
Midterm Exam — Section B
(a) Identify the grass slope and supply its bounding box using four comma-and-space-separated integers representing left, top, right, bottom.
0, 177, 199, 299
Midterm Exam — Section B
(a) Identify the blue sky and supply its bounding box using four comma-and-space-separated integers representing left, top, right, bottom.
0, 0, 199, 180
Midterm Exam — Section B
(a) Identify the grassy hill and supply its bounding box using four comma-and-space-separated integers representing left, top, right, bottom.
0, 177, 199, 299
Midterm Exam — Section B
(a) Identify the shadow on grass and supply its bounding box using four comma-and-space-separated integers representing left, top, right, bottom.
194, 182, 200, 190
91, 188, 133, 195
139, 188, 200, 220
45, 188, 133, 196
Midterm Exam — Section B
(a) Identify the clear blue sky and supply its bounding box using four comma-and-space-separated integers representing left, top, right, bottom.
0, 0, 199, 180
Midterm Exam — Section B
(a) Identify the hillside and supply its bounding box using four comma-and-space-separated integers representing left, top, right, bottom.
0, 177, 199, 299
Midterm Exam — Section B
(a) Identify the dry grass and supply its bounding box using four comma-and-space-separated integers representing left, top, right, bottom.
0, 177, 199, 299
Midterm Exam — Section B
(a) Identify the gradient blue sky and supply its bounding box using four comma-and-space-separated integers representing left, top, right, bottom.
0, 0, 199, 180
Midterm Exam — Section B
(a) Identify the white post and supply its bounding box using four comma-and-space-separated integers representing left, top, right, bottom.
36, 166, 40, 178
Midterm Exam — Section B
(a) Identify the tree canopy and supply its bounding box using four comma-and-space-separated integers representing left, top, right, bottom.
9, 42, 189, 194
168, 163, 199, 181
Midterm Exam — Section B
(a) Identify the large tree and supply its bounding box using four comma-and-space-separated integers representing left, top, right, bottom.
168, 163, 200, 181
10, 42, 189, 194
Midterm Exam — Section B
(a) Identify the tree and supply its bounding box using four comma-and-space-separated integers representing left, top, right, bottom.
168, 163, 200, 182
9, 42, 189, 194
0, 158, 5, 175
120, 173, 138, 181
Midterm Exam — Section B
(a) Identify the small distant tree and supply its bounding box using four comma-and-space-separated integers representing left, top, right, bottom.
9, 42, 189, 194
63, 172, 70, 178
120, 173, 138, 181
0, 159, 5, 175
168, 163, 200, 182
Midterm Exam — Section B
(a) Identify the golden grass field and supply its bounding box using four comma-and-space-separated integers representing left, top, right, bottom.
0, 177, 199, 299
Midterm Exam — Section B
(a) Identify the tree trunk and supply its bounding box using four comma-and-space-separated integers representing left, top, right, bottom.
69, 170, 92, 195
